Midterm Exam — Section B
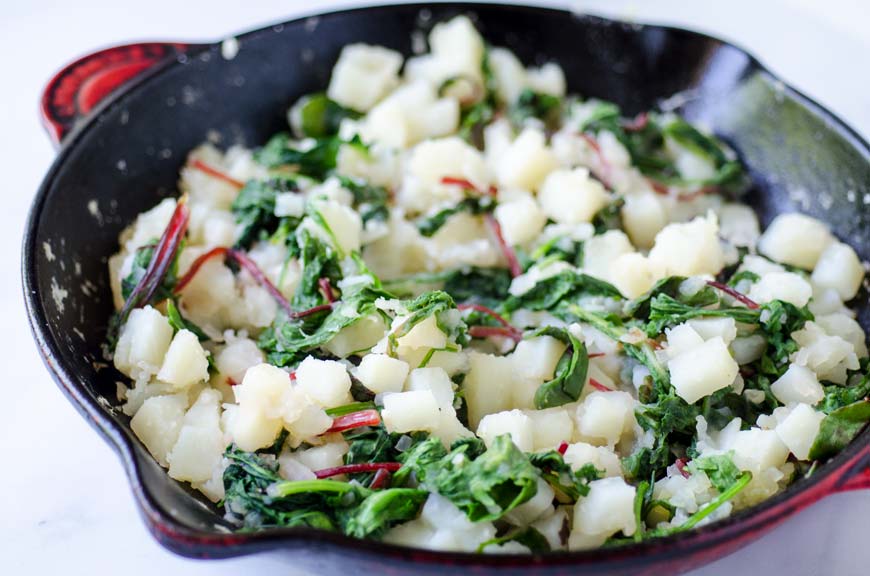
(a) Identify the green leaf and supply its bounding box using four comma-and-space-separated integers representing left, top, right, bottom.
645, 293, 760, 336
625, 276, 718, 321
808, 400, 870, 460
291, 93, 361, 138
526, 326, 589, 409
291, 229, 343, 311
648, 471, 752, 537
509, 88, 562, 128
503, 270, 623, 314
528, 450, 601, 501
337, 176, 390, 224
691, 454, 742, 493
478, 526, 551, 553
120, 242, 179, 304
819, 373, 870, 414
339, 488, 429, 539
255, 132, 368, 179
415, 196, 494, 237
231, 177, 301, 248
165, 299, 210, 342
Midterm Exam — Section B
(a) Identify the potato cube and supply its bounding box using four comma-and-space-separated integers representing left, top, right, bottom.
428, 16, 485, 84
494, 194, 546, 246
669, 337, 738, 404
664, 323, 705, 359
758, 213, 833, 270
575, 391, 636, 447
407, 367, 454, 407
748, 271, 812, 307
295, 357, 352, 409
511, 335, 567, 382
792, 322, 860, 384
216, 337, 264, 385
156, 329, 210, 390
811, 241, 865, 300
770, 364, 824, 405
114, 305, 173, 379
526, 63, 566, 96
476, 409, 534, 452
505, 478, 555, 525
572, 477, 636, 538
775, 403, 824, 460
608, 253, 655, 298
357, 354, 410, 394
496, 128, 558, 191
649, 213, 724, 277
523, 408, 575, 451
313, 200, 362, 255
130, 393, 188, 467
583, 230, 633, 280
168, 389, 225, 483
382, 390, 441, 433
621, 192, 667, 249
323, 313, 386, 358
327, 44, 402, 111
295, 441, 349, 472
562, 442, 621, 477
729, 428, 789, 471
464, 352, 517, 428
488, 47, 527, 104
232, 363, 292, 451
815, 313, 869, 358
718, 203, 760, 247
538, 168, 610, 225
396, 314, 447, 350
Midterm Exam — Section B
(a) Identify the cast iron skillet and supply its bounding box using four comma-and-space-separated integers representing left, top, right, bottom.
22, 3, 870, 574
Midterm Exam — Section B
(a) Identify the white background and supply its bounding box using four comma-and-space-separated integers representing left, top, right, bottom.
2, 1, 868, 574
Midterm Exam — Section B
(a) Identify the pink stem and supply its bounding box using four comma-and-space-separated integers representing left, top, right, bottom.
369, 468, 392, 490
485, 214, 522, 278
706, 280, 759, 310
173, 246, 229, 293
622, 112, 649, 132
589, 378, 612, 392
318, 277, 337, 304
676, 458, 691, 478
314, 462, 402, 479
557, 441, 569, 455
579, 133, 613, 189
229, 249, 293, 314
326, 409, 381, 434
190, 158, 245, 189
440, 176, 497, 197
468, 325, 522, 342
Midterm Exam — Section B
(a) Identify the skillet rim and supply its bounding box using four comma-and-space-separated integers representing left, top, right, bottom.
22, 0, 870, 566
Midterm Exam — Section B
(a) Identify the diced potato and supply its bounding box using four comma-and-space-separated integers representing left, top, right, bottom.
583, 230, 634, 280
506, 478, 555, 525
687, 317, 738, 345
114, 305, 174, 379
324, 313, 387, 358
758, 213, 833, 270
811, 241, 864, 300
669, 337, 739, 404
664, 323, 705, 359
396, 315, 447, 350
401, 137, 489, 214
538, 168, 610, 225
406, 367, 454, 408
216, 337, 264, 385
621, 192, 667, 249
295, 357, 352, 409
433, 407, 474, 445
571, 478, 636, 540
327, 44, 402, 111
791, 321, 860, 385
295, 441, 349, 472
532, 508, 569, 551
476, 410, 534, 452
526, 63, 566, 96
487, 47, 527, 104
282, 389, 333, 440
575, 391, 636, 447
124, 198, 176, 252
494, 194, 547, 246
313, 200, 362, 255
748, 272, 812, 307
427, 16, 485, 85
363, 82, 460, 147
496, 128, 558, 191
511, 335, 566, 382
775, 403, 824, 460
608, 253, 655, 298
649, 213, 724, 278
562, 442, 621, 478
770, 363, 824, 405
232, 363, 291, 451
168, 389, 225, 483
357, 354, 410, 394
815, 313, 869, 358
464, 352, 517, 428
729, 428, 789, 471
718, 203, 760, 247
130, 393, 188, 467
523, 408, 575, 451
156, 329, 210, 390
730, 334, 767, 365
382, 390, 441, 433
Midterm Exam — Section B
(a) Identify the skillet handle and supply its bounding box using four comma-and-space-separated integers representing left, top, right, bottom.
830, 440, 870, 492
40, 42, 193, 148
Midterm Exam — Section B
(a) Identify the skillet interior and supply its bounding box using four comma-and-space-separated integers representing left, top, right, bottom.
23, 2, 870, 573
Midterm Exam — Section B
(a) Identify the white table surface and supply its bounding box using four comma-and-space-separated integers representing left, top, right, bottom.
3, 1, 868, 574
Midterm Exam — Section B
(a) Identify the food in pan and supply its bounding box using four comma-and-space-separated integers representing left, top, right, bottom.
107, 16, 869, 552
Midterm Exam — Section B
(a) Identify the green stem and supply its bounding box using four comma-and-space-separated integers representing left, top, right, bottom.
267, 479, 356, 499
651, 471, 752, 537
633, 480, 650, 542
325, 401, 377, 417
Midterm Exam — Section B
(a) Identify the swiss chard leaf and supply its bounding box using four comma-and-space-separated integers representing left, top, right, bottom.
338, 176, 390, 224
645, 293, 760, 337
291, 229, 343, 311
165, 299, 210, 342
255, 132, 368, 180
415, 196, 495, 237
525, 326, 589, 409
443, 267, 513, 306
120, 243, 178, 304
691, 454, 742, 493
509, 88, 562, 129
503, 270, 623, 314
625, 276, 718, 321
291, 93, 361, 138
808, 400, 870, 460
231, 177, 300, 249
479, 526, 550, 553
339, 488, 429, 539
528, 450, 600, 501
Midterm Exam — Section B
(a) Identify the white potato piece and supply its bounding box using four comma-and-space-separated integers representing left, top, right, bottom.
487, 47, 527, 104
401, 137, 490, 214
523, 408, 575, 451
295, 441, 349, 472
608, 253, 655, 298
538, 168, 610, 225
216, 337, 264, 385
791, 321, 860, 385
748, 272, 812, 307
621, 192, 667, 249
382, 390, 441, 433
687, 317, 738, 345
295, 357, 352, 409
664, 323, 705, 360
730, 334, 768, 365
649, 213, 724, 278
526, 63, 566, 96
476, 410, 534, 452
494, 194, 547, 246
775, 403, 824, 460
511, 335, 566, 382
815, 313, 869, 359
313, 200, 362, 255
572, 478, 636, 541
505, 478, 555, 525
406, 367, 454, 407
575, 391, 636, 447
729, 428, 789, 471
232, 363, 291, 451
464, 352, 517, 428
156, 329, 210, 390
496, 128, 558, 191
811, 241, 865, 300
718, 203, 760, 247
396, 315, 447, 350
324, 313, 386, 358
770, 364, 824, 405
114, 306, 174, 379
583, 230, 634, 281
357, 354, 410, 394
327, 44, 402, 111
669, 337, 739, 404
130, 393, 188, 467
427, 15, 485, 84
168, 389, 225, 483
758, 213, 833, 270
562, 442, 622, 477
